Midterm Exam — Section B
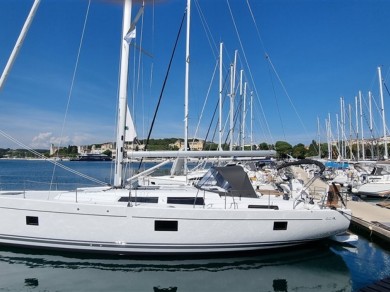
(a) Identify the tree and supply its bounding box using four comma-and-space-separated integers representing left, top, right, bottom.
275, 141, 292, 159
307, 140, 319, 157
292, 143, 307, 159
258, 142, 270, 150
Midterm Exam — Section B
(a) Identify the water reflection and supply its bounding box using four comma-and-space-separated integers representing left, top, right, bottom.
0, 244, 351, 292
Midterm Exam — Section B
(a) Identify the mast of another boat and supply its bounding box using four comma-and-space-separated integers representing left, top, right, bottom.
184, 0, 191, 176
369, 91, 375, 159
250, 90, 253, 150
114, 0, 132, 187
229, 50, 238, 151
0, 0, 40, 91
242, 81, 247, 151
326, 114, 331, 160
348, 103, 353, 160
218, 42, 223, 151
378, 66, 388, 160
336, 113, 340, 159
355, 95, 359, 161
359, 90, 365, 160
317, 117, 321, 158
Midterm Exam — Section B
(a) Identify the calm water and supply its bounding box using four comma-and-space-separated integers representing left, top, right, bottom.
0, 159, 389, 292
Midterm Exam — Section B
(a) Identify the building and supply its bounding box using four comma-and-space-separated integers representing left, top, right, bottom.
169, 139, 204, 151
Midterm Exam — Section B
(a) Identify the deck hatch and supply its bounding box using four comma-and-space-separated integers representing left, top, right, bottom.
167, 197, 204, 205
155, 220, 178, 231
248, 205, 279, 210
118, 197, 158, 203
273, 221, 287, 230
26, 216, 39, 226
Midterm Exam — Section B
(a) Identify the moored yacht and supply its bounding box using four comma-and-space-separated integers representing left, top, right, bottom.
0, 163, 352, 254
0, 0, 353, 255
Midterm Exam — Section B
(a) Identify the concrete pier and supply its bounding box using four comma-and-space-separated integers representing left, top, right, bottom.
347, 200, 390, 245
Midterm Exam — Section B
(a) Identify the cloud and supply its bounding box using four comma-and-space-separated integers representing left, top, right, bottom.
30, 132, 70, 149
71, 133, 95, 146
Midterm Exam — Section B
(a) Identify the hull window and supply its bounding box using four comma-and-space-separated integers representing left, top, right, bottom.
26, 216, 39, 226
155, 220, 178, 231
273, 221, 287, 230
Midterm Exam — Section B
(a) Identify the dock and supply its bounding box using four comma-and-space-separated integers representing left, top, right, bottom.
347, 200, 390, 245
291, 166, 390, 245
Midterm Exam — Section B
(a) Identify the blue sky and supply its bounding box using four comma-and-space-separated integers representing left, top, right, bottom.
0, 0, 390, 149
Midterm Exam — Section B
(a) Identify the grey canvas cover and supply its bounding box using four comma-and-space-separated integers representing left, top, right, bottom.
198, 165, 257, 198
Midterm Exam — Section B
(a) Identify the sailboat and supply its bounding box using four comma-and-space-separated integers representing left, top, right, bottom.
0, 0, 353, 255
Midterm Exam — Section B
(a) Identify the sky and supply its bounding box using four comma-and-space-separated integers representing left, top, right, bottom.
0, 0, 390, 150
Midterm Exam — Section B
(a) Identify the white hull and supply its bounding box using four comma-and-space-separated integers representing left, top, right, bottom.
354, 182, 390, 197
0, 188, 351, 255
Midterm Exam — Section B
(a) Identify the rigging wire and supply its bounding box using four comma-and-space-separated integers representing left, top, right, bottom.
265, 56, 310, 138
49, 0, 92, 190
265, 55, 286, 141
204, 72, 230, 150
137, 7, 187, 170
193, 0, 218, 59
192, 59, 219, 144
226, 0, 274, 146
246, 0, 319, 149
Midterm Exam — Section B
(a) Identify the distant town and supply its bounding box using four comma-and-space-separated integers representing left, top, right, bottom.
0, 138, 224, 160
2, 136, 387, 161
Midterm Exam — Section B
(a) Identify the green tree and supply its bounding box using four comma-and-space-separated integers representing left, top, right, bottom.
292, 143, 307, 159
258, 142, 270, 150
307, 140, 319, 157
320, 143, 328, 159
275, 141, 292, 159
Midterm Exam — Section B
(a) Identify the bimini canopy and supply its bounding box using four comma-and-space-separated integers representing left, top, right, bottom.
197, 165, 257, 198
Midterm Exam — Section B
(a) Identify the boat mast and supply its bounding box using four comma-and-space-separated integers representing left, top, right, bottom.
184, 0, 191, 175
0, 0, 40, 91
359, 91, 365, 160
327, 113, 332, 160
369, 91, 374, 159
242, 81, 247, 151
355, 95, 359, 161
378, 66, 388, 160
218, 42, 223, 151
114, 0, 132, 187
336, 113, 340, 159
250, 90, 253, 150
317, 117, 321, 158
340, 97, 345, 159
239, 69, 243, 149
229, 50, 237, 151
349, 103, 353, 160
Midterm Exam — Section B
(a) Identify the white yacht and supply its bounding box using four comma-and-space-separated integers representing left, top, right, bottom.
0, 0, 352, 255
0, 163, 352, 254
